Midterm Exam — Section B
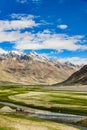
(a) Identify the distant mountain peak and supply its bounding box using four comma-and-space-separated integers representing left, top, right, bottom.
0, 51, 81, 84
28, 51, 38, 56
56, 65, 87, 85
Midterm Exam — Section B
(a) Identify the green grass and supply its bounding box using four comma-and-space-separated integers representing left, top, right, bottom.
75, 118, 87, 127
0, 112, 81, 130
0, 112, 47, 123
0, 127, 12, 130
0, 104, 4, 108
0, 84, 87, 116
0, 84, 87, 129
9, 90, 87, 115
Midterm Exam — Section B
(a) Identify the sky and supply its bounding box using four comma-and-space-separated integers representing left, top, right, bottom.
0, 0, 87, 64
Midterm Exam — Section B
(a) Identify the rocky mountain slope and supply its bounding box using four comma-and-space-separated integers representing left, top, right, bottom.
56, 65, 87, 85
0, 52, 80, 84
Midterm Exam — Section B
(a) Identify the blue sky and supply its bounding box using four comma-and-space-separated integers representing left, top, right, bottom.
0, 0, 87, 64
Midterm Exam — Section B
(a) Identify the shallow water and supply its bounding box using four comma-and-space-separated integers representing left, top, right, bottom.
29, 111, 86, 123
0, 101, 87, 130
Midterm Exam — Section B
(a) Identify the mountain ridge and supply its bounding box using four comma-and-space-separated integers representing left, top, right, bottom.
54, 65, 87, 86
0, 52, 81, 85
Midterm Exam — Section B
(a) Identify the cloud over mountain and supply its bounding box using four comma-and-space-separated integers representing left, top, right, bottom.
0, 0, 87, 65
0, 13, 86, 53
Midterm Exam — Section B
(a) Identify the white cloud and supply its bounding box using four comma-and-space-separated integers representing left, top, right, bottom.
0, 14, 38, 31
58, 24, 68, 29
0, 14, 37, 44
32, 0, 41, 4
32, 0, 41, 1
0, 48, 8, 54
0, 31, 23, 43
0, 25, 86, 52
0, 20, 86, 52
0, 14, 87, 53
11, 13, 35, 20
17, 0, 27, 3
11, 50, 23, 55
14, 31, 86, 51
58, 57, 87, 65
17, 0, 41, 4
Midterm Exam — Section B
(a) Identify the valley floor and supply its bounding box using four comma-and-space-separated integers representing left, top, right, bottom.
0, 113, 82, 130
0, 84, 87, 130
44, 85, 87, 92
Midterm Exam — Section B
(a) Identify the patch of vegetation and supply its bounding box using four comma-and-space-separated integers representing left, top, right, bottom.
0, 112, 47, 122
0, 84, 87, 116
75, 118, 87, 127
0, 127, 12, 130
0, 104, 4, 108
0, 112, 79, 130
0, 84, 87, 129
9, 90, 87, 115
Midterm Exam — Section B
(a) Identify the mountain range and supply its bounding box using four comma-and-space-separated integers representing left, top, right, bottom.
0, 52, 81, 85
56, 65, 87, 85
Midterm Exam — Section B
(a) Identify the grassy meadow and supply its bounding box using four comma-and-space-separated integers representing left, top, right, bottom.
0, 84, 87, 129
0, 112, 81, 130
0, 85, 87, 115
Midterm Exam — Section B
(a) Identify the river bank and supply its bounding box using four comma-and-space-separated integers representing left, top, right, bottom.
0, 101, 87, 130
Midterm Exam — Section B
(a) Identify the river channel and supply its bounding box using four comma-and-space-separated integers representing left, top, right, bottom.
0, 101, 87, 130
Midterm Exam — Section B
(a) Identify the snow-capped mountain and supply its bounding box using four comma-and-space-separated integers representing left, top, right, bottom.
0, 52, 81, 85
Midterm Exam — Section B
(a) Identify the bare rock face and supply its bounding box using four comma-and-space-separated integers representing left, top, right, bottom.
0, 52, 81, 85
56, 65, 87, 85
